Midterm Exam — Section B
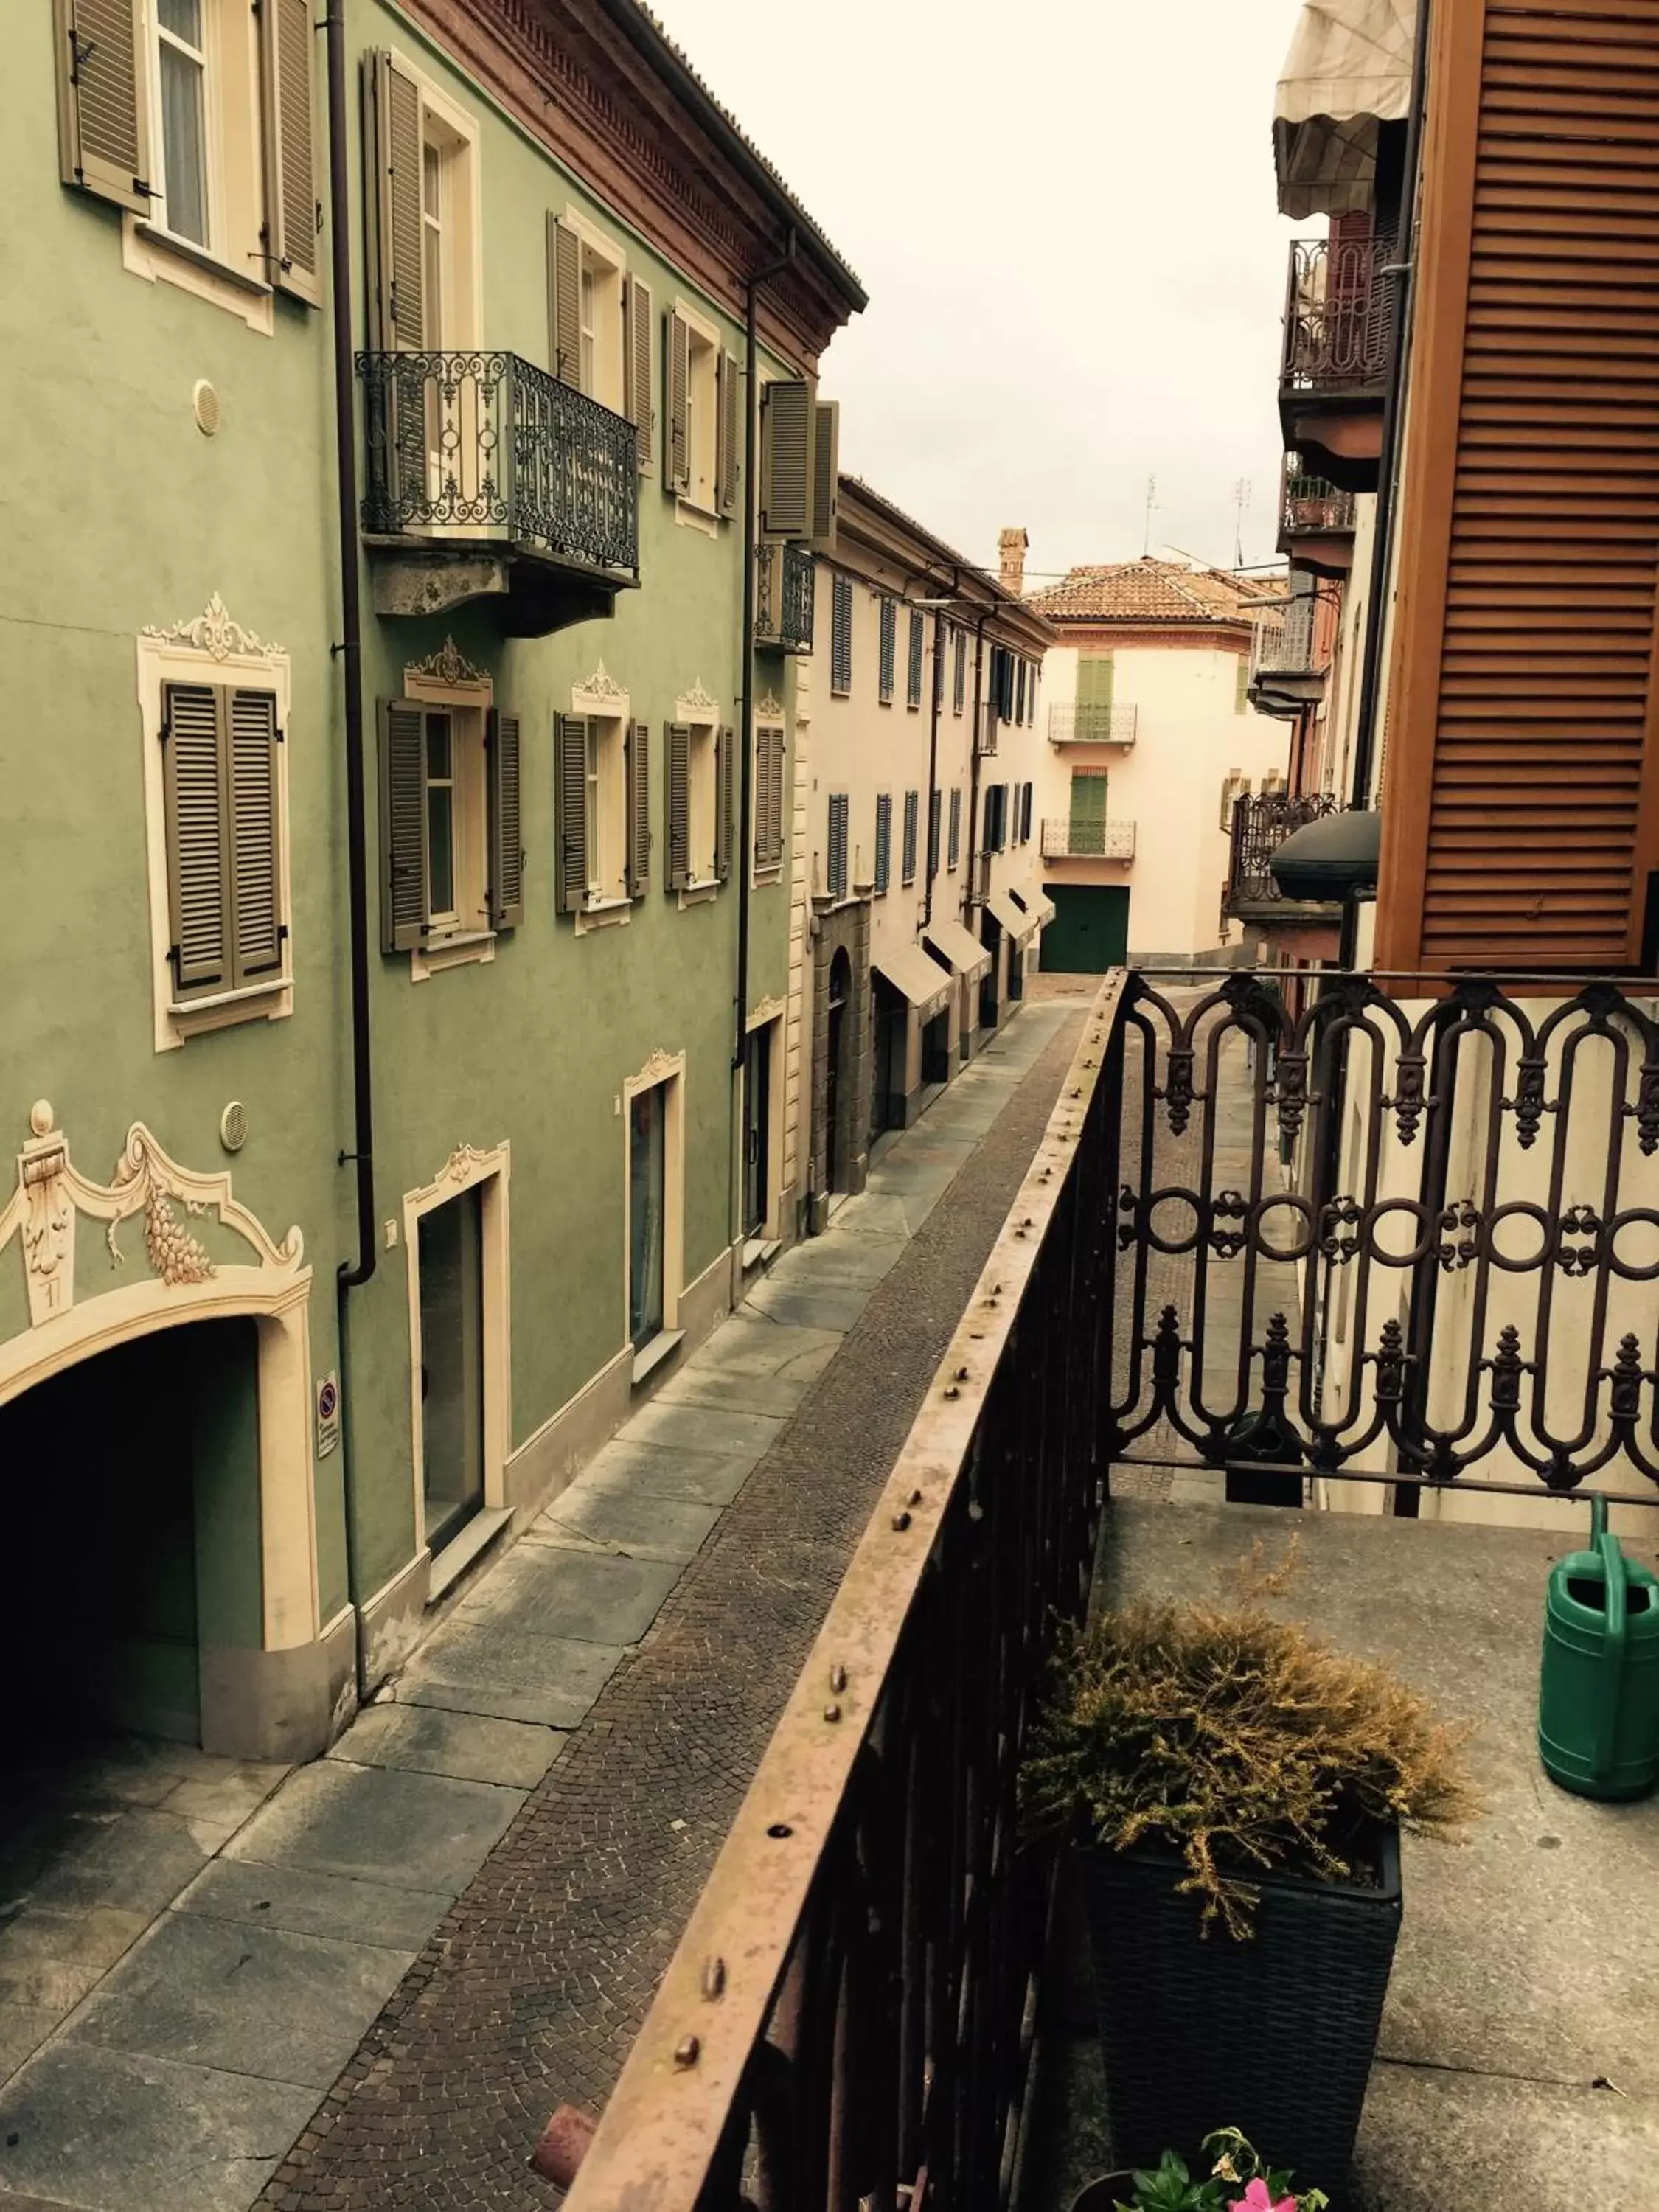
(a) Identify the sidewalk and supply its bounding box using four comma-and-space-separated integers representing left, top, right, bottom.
0, 1001, 1082, 2212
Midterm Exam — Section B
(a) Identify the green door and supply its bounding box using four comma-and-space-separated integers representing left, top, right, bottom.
1068, 768, 1108, 855
1040, 883, 1130, 972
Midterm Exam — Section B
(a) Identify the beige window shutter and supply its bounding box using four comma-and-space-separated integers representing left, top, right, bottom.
624, 276, 654, 472
549, 216, 581, 387
716, 725, 735, 882
261, 0, 320, 305
226, 688, 285, 984
369, 52, 424, 352
556, 713, 589, 914
626, 720, 652, 896
487, 709, 524, 928
666, 723, 692, 888
54, 0, 150, 214
717, 352, 740, 515
666, 313, 691, 492
378, 699, 430, 950
161, 682, 232, 993
758, 380, 813, 539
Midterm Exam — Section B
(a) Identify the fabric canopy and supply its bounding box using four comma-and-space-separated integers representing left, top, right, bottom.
1019, 888, 1056, 928
1273, 0, 1413, 219
873, 943, 952, 1023
922, 917, 991, 984
986, 888, 1037, 945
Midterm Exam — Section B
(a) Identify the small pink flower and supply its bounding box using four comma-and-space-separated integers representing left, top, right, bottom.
1229, 2183, 1295, 2212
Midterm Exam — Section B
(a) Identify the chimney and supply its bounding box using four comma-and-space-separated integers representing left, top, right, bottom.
998, 526, 1029, 596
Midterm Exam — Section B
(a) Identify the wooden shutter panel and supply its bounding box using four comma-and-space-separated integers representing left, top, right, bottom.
768, 729, 787, 863
808, 400, 839, 550
666, 312, 691, 491
928, 790, 942, 878
379, 698, 429, 952
949, 787, 961, 868
879, 602, 896, 703
716, 726, 735, 883
827, 792, 849, 899
626, 720, 652, 897
717, 352, 740, 516
666, 723, 692, 889
54, 0, 150, 214
370, 52, 423, 352
162, 684, 230, 993
907, 613, 924, 709
556, 713, 589, 914
549, 216, 581, 387
832, 575, 853, 693
624, 276, 653, 471
261, 0, 319, 305
759, 380, 813, 538
487, 709, 524, 928
227, 689, 285, 984
902, 790, 919, 882
874, 793, 891, 893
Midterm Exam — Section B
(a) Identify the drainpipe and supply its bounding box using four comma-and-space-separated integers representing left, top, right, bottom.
326, 0, 373, 1701
922, 605, 945, 925
964, 617, 989, 928
1346, 0, 1433, 812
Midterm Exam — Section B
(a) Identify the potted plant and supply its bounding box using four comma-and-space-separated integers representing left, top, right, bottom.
1071, 2129, 1329, 2212
1023, 1593, 1475, 2194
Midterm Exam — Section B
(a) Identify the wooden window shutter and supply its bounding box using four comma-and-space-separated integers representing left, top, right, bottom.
487, 708, 524, 928
902, 790, 919, 883
666, 312, 691, 492
261, 0, 320, 306
716, 725, 735, 882
827, 792, 849, 900
907, 613, 924, 709
717, 352, 740, 516
162, 683, 231, 994
1015, 661, 1027, 725
874, 793, 891, 894
227, 688, 285, 984
556, 713, 589, 914
953, 629, 967, 714
831, 575, 853, 694
54, 0, 150, 215
369, 52, 423, 352
879, 601, 897, 703
378, 698, 429, 952
549, 216, 581, 388
1077, 654, 1115, 713
948, 787, 961, 868
1020, 782, 1034, 844
626, 720, 652, 897
759, 380, 813, 538
666, 723, 692, 889
809, 400, 840, 550
624, 276, 653, 471
754, 729, 784, 868
928, 789, 942, 879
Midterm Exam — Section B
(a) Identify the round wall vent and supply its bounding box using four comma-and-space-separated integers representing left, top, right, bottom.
193, 380, 222, 437
219, 1100, 248, 1153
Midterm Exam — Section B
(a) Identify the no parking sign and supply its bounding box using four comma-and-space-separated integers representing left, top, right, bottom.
316, 1371, 341, 1460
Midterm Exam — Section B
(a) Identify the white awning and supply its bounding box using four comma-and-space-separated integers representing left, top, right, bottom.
874, 942, 952, 1024
1017, 887, 1056, 928
986, 888, 1037, 945
922, 917, 991, 985
1273, 1, 1413, 219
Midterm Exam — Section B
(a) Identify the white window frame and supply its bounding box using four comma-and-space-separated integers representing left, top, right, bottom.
622, 1050, 686, 1377
137, 615, 293, 1053
675, 685, 720, 898
405, 655, 495, 979
673, 297, 722, 528
571, 668, 633, 933
408, 58, 483, 350
743, 1001, 787, 1246
561, 205, 627, 414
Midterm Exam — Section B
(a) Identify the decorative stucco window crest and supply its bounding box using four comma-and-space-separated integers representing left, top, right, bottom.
142, 592, 286, 662
755, 689, 785, 722
675, 678, 720, 720
575, 659, 627, 706
0, 1102, 304, 1327
406, 637, 490, 692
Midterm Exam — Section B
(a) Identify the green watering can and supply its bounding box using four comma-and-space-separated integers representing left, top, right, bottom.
1538, 1495, 1659, 1801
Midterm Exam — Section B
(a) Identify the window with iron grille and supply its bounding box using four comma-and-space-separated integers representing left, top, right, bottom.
878, 599, 897, 703
902, 789, 919, 883
874, 792, 892, 894
831, 574, 853, 696
947, 786, 962, 868
953, 629, 967, 714
827, 790, 849, 897
907, 611, 924, 709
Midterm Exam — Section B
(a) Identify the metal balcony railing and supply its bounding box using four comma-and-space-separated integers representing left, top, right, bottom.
357, 349, 640, 577
1042, 817, 1135, 860
1249, 594, 1319, 683
1281, 236, 1395, 393
1047, 701, 1138, 745
1280, 455, 1357, 540
755, 542, 815, 653
1226, 789, 1340, 905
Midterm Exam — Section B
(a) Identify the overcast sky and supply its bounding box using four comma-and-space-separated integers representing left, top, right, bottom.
653, 0, 1310, 584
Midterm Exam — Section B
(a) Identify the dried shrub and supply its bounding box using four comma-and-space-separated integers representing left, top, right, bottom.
1020, 1598, 1478, 1937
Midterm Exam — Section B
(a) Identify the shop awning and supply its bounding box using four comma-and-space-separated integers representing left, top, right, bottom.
874, 942, 953, 1024
922, 917, 991, 985
1014, 887, 1056, 928
986, 888, 1037, 946
1273, 0, 1413, 219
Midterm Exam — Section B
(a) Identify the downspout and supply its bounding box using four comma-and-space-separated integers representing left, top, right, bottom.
1346, 0, 1433, 813
326, 0, 373, 1701
922, 604, 945, 925
964, 616, 989, 927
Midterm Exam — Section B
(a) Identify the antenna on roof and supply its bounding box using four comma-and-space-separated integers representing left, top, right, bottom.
1232, 477, 1251, 570
1142, 476, 1156, 557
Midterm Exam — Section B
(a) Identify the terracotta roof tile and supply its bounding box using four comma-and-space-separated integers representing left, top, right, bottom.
1028, 557, 1287, 626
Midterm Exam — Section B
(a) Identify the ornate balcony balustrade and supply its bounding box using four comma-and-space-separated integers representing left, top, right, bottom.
1281, 236, 1394, 394
755, 543, 815, 653
1280, 456, 1357, 540
1042, 817, 1135, 860
1047, 701, 1138, 745
1226, 789, 1340, 908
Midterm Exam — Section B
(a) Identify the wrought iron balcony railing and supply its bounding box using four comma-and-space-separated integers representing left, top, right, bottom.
357, 349, 639, 578
1226, 789, 1340, 905
1248, 594, 1319, 683
1281, 235, 1394, 394
755, 542, 815, 653
1042, 816, 1135, 860
1047, 701, 1138, 745
1280, 455, 1357, 540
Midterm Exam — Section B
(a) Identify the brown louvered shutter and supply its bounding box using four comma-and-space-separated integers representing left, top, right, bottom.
54, 0, 150, 214
768, 728, 787, 863
370, 52, 423, 352
667, 313, 691, 491
716, 725, 735, 882
549, 216, 581, 387
556, 713, 588, 914
378, 698, 428, 953
717, 352, 740, 515
626, 720, 652, 896
624, 276, 653, 470
809, 400, 839, 550
261, 0, 319, 305
487, 709, 524, 928
666, 723, 692, 889
759, 380, 813, 538
227, 689, 285, 984
162, 684, 231, 994
1379, 0, 1659, 971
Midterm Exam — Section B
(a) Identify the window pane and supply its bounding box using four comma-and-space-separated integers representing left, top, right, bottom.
425, 713, 452, 780
159, 44, 208, 245
427, 786, 455, 913
629, 1087, 666, 1347
159, 0, 202, 44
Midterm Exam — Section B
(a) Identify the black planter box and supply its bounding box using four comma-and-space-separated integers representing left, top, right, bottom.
1084, 1824, 1401, 2194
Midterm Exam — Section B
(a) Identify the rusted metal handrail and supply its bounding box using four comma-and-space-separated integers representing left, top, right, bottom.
558, 977, 1129, 2212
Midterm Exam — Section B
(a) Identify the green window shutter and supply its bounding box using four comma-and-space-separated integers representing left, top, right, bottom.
902, 790, 919, 883
831, 574, 853, 694
1235, 654, 1250, 713
261, 0, 320, 306
948, 787, 961, 868
624, 275, 654, 471
487, 708, 524, 928
879, 601, 896, 703
874, 793, 891, 894
928, 789, 942, 879
549, 215, 582, 387
54, 0, 150, 214
809, 400, 839, 549
716, 725, 735, 882
378, 698, 429, 951
556, 713, 589, 914
370, 52, 423, 352
1076, 653, 1115, 714
666, 722, 692, 888
1070, 768, 1108, 855
717, 352, 740, 516
666, 311, 691, 490
759, 379, 813, 538
227, 688, 285, 984
162, 682, 231, 994
626, 720, 652, 897
907, 613, 924, 709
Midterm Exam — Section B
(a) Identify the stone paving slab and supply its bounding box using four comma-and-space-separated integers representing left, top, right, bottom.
325, 1707, 560, 1792
225, 1763, 524, 1897
737, 1279, 873, 1331
174, 1859, 453, 1952
571, 1439, 754, 1506
647, 1364, 818, 1419
529, 1485, 723, 1564
616, 1397, 786, 1460
394, 1624, 625, 1728
449, 1545, 684, 1644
